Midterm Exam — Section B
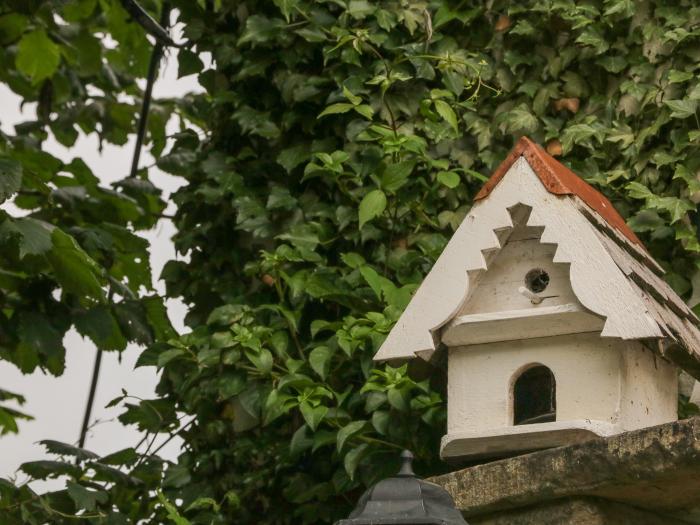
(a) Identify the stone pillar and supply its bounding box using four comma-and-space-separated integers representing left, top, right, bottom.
430, 418, 700, 524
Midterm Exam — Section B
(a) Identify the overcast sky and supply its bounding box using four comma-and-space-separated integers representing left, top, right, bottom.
0, 47, 200, 485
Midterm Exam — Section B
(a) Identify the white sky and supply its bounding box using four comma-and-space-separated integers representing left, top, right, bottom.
0, 45, 202, 484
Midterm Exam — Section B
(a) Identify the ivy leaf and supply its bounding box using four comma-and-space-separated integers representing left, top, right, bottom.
16, 29, 61, 84
505, 105, 538, 133
238, 15, 285, 45
0, 157, 22, 202
437, 171, 460, 188
664, 99, 697, 119
434, 100, 458, 131
358, 189, 387, 228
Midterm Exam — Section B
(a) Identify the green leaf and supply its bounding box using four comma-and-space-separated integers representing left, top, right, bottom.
18, 312, 65, 375
3, 218, 53, 257
157, 491, 191, 525
336, 420, 366, 452
178, 49, 204, 78
358, 189, 387, 228
381, 160, 415, 193
359, 265, 393, 300
246, 347, 273, 374
299, 402, 327, 431
309, 346, 333, 379
347, 0, 375, 19
664, 99, 697, 119
342, 85, 362, 105
668, 70, 693, 84
434, 100, 458, 131
437, 171, 460, 189
47, 228, 105, 301
505, 106, 538, 134
21, 460, 80, 479
238, 15, 285, 45
39, 440, 98, 461
100, 447, 138, 466
344, 443, 368, 480
353, 104, 374, 120
16, 29, 61, 84
319, 103, 355, 117
371, 410, 391, 435
66, 481, 108, 511
186, 497, 220, 512
0, 156, 22, 202
75, 306, 127, 351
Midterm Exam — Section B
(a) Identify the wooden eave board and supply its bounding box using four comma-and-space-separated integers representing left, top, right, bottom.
442, 304, 604, 346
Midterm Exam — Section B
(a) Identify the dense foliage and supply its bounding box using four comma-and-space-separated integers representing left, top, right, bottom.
0, 0, 174, 435
2, 0, 700, 523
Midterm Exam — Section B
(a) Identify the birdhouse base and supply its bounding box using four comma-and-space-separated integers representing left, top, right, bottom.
440, 419, 621, 460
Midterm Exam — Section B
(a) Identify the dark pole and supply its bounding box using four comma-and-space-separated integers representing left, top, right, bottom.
77, 348, 102, 448
78, 2, 171, 449
129, 3, 171, 179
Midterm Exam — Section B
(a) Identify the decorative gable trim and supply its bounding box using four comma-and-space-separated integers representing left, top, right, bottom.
475, 137, 645, 249
375, 156, 663, 362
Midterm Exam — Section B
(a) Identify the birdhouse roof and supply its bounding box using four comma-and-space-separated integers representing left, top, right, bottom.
374, 137, 700, 378
475, 137, 644, 249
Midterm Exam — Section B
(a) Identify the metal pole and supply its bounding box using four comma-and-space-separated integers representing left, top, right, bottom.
78, 2, 171, 448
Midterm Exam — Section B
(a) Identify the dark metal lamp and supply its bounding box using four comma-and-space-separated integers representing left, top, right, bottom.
335, 450, 469, 525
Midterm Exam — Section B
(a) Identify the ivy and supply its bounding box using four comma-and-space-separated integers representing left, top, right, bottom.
2, 0, 700, 523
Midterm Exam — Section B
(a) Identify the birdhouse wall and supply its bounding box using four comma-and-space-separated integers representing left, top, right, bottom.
618, 342, 678, 428
444, 332, 677, 458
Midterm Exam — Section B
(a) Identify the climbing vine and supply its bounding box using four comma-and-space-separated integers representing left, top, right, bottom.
2, 0, 700, 523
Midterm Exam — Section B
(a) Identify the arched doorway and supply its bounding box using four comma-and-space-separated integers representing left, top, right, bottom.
513, 365, 556, 425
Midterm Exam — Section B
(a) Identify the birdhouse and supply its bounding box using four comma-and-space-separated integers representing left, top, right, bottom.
375, 137, 700, 461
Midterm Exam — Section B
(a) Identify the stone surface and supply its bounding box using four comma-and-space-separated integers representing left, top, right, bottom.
431, 417, 700, 523
468, 497, 689, 525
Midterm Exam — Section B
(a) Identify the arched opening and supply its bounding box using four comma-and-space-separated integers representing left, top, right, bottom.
513, 365, 556, 425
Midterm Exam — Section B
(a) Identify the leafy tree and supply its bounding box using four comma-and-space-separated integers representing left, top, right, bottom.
0, 0, 175, 434
2, 0, 700, 523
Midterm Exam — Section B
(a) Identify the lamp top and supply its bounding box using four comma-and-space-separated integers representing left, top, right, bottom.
335, 451, 468, 525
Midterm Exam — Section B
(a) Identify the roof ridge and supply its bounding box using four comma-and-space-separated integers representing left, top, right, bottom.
475, 136, 645, 250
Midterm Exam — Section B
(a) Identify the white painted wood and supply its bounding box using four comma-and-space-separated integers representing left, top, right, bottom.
442, 304, 603, 346
375, 157, 663, 361
444, 333, 678, 460
440, 420, 620, 460
457, 235, 577, 314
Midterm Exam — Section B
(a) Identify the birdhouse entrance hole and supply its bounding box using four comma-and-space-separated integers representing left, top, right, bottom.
513, 365, 556, 425
524, 268, 550, 293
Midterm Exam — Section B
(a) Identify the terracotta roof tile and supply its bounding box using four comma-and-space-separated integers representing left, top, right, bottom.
475, 136, 645, 249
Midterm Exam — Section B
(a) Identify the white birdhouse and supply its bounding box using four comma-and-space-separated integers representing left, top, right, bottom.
374, 137, 700, 461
